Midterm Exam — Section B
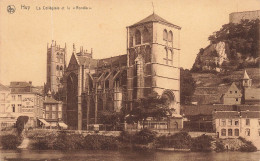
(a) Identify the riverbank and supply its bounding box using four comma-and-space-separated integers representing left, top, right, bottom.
0, 129, 257, 152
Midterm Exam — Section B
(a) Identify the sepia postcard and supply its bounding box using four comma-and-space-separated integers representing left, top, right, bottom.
0, 0, 260, 160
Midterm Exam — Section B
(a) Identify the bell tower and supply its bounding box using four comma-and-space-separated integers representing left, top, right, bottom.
46, 40, 67, 93
126, 13, 181, 114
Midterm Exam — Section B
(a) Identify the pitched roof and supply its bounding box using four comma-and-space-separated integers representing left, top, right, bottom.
241, 111, 260, 118
10, 82, 32, 88
0, 83, 9, 91
129, 13, 181, 29
44, 96, 60, 104
213, 111, 240, 118
243, 70, 250, 80
245, 88, 260, 101
224, 82, 242, 97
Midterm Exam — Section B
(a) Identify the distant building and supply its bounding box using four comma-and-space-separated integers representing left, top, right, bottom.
213, 110, 260, 149
221, 82, 242, 105
42, 91, 67, 129
229, 10, 260, 24
9, 81, 44, 128
0, 83, 13, 129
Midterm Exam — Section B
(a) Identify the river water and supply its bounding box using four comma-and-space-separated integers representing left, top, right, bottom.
0, 150, 260, 161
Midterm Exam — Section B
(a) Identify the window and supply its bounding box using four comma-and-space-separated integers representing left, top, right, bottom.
52, 105, 57, 111
143, 28, 149, 43
135, 30, 141, 45
18, 104, 22, 112
221, 129, 226, 136
236, 98, 238, 102
235, 91, 237, 93
46, 105, 50, 111
235, 120, 239, 126
230, 91, 232, 94
164, 49, 168, 65
12, 104, 15, 112
163, 29, 167, 41
164, 49, 173, 65
52, 113, 56, 119
228, 129, 233, 136
0, 93, 5, 101
235, 129, 239, 136
245, 128, 250, 136
221, 119, 226, 126
18, 95, 22, 101
246, 119, 250, 126
58, 104, 62, 111
58, 112, 62, 119
168, 31, 173, 42
12, 95, 16, 101
228, 119, 232, 126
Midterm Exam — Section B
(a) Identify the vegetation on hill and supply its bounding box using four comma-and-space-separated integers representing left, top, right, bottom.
180, 68, 196, 105
192, 19, 259, 72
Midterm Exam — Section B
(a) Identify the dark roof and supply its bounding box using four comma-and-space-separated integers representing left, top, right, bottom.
213, 111, 240, 118
245, 88, 260, 101
241, 111, 260, 118
182, 104, 260, 116
129, 13, 181, 29
10, 82, 32, 88
0, 83, 9, 91
44, 96, 60, 104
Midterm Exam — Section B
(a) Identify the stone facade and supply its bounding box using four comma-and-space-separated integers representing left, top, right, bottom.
61, 13, 181, 130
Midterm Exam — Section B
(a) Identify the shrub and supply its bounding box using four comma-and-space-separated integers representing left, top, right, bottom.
53, 131, 85, 150
1, 134, 22, 149
191, 134, 214, 152
215, 141, 225, 152
156, 132, 192, 149
133, 128, 157, 145
84, 135, 119, 150
118, 131, 134, 143
30, 137, 49, 150
238, 137, 257, 152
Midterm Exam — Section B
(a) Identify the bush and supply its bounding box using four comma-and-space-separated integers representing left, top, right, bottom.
215, 141, 225, 152
156, 132, 192, 149
191, 134, 213, 152
238, 137, 257, 152
31, 137, 50, 150
118, 131, 134, 143
1, 134, 22, 149
133, 128, 157, 145
53, 131, 85, 150
84, 135, 119, 150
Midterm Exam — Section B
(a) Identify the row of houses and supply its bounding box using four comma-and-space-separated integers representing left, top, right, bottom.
0, 81, 67, 130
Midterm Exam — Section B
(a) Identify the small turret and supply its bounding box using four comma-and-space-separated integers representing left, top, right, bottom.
242, 70, 252, 88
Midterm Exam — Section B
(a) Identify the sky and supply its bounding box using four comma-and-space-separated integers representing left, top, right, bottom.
0, 0, 259, 86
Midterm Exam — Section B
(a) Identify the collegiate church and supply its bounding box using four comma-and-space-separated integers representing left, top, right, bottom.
46, 13, 181, 130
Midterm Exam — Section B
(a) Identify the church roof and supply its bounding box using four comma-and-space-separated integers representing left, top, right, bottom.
129, 13, 181, 29
243, 70, 250, 80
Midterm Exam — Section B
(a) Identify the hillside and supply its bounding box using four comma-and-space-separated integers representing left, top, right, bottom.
191, 19, 260, 73
191, 68, 260, 105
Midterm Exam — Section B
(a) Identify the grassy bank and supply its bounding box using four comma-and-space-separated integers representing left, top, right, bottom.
0, 129, 257, 152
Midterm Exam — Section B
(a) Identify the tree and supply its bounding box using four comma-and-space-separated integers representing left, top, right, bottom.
15, 116, 29, 136
99, 110, 123, 130
180, 68, 196, 105
126, 92, 172, 128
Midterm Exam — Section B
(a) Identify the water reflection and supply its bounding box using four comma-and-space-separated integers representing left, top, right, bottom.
0, 150, 260, 161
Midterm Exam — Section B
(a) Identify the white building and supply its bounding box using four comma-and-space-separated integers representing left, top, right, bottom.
213, 111, 260, 149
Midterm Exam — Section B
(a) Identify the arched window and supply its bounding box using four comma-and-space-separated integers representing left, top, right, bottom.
56, 65, 59, 70
169, 49, 173, 65
143, 28, 149, 43
60, 66, 63, 74
163, 29, 168, 41
245, 128, 250, 136
168, 31, 173, 42
57, 52, 60, 56
135, 30, 141, 45
228, 129, 233, 136
221, 129, 226, 136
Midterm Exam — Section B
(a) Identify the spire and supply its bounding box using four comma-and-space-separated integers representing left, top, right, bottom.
73, 43, 76, 52
243, 70, 250, 80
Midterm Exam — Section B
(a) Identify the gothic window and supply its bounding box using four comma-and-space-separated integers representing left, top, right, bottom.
164, 49, 173, 65
60, 66, 63, 74
168, 31, 173, 42
135, 30, 141, 45
163, 29, 168, 41
143, 28, 149, 43
130, 36, 133, 47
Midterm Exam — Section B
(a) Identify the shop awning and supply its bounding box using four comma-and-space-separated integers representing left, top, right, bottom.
58, 122, 68, 129
38, 119, 50, 126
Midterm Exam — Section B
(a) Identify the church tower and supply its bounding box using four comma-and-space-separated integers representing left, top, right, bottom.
46, 40, 67, 93
126, 13, 181, 114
